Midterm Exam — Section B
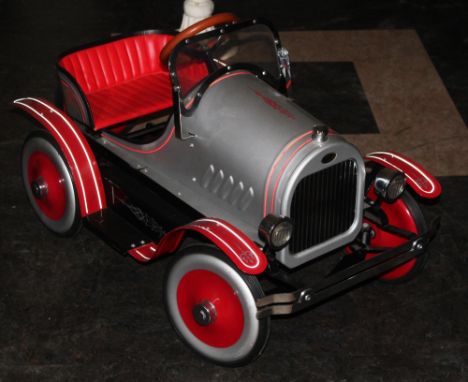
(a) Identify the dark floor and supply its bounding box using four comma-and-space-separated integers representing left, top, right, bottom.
1, 1, 467, 381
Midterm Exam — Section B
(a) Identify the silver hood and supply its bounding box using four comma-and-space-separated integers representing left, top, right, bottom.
102, 72, 366, 268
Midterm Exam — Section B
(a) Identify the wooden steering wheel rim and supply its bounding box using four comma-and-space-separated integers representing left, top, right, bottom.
160, 13, 239, 66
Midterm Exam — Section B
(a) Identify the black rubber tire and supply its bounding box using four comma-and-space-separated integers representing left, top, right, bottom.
164, 245, 270, 366
21, 130, 82, 236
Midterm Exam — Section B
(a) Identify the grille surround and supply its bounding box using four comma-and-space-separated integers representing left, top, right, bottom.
288, 159, 358, 254
275, 142, 365, 269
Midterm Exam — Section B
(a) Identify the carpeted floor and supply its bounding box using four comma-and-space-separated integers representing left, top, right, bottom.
0, 1, 467, 381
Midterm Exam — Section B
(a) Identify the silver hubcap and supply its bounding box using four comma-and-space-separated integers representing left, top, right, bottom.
30, 177, 48, 199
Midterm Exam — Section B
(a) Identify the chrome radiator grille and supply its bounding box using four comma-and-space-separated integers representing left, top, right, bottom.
289, 159, 357, 254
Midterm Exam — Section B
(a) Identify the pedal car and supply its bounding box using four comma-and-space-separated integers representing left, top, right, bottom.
14, 13, 442, 366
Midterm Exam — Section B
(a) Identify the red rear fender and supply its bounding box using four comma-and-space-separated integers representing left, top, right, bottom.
13, 97, 106, 216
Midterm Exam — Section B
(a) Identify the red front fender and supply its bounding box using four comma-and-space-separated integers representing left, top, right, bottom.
128, 218, 268, 275
365, 151, 442, 199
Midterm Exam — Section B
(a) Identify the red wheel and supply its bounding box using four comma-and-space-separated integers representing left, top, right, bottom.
164, 245, 270, 366
21, 131, 81, 236
365, 190, 428, 282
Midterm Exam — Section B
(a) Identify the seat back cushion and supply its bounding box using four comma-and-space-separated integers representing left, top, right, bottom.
58, 34, 173, 94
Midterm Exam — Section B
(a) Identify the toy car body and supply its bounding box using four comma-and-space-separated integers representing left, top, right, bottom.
14, 14, 442, 366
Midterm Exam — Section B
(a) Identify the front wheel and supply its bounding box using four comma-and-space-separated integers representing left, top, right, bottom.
164, 245, 270, 366
366, 190, 429, 283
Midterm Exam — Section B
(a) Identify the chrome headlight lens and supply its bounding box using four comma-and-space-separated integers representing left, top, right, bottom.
259, 214, 293, 251
374, 168, 406, 202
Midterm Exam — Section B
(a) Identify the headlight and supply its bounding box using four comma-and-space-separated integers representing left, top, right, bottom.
374, 168, 406, 202
258, 214, 293, 251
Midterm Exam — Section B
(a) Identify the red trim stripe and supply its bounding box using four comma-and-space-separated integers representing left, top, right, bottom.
103, 126, 175, 154
184, 71, 253, 110
270, 138, 312, 213
209, 70, 252, 88
263, 131, 312, 216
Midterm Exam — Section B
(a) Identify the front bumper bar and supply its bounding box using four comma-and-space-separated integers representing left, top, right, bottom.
256, 217, 440, 318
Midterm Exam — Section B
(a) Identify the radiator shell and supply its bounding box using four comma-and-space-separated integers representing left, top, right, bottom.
276, 141, 365, 268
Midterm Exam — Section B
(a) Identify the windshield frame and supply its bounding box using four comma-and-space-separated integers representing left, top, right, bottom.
168, 18, 288, 139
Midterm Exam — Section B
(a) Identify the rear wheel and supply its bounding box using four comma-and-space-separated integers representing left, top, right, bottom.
164, 245, 270, 366
366, 190, 428, 283
21, 130, 81, 236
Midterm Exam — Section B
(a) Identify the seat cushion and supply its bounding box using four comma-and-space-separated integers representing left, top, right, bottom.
86, 72, 172, 129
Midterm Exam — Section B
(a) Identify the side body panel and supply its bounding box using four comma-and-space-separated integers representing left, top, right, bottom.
14, 97, 106, 216
85, 143, 266, 275
97, 73, 330, 239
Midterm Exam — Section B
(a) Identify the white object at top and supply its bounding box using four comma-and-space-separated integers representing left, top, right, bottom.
179, 0, 215, 31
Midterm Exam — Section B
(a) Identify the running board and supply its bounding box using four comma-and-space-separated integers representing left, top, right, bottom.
86, 209, 156, 261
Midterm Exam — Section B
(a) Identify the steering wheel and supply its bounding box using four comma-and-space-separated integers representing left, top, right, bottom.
160, 13, 239, 66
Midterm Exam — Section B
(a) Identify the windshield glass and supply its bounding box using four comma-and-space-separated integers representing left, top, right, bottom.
172, 22, 280, 99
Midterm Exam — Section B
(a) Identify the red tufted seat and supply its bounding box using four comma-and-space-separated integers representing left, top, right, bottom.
85, 73, 173, 129
58, 33, 174, 130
